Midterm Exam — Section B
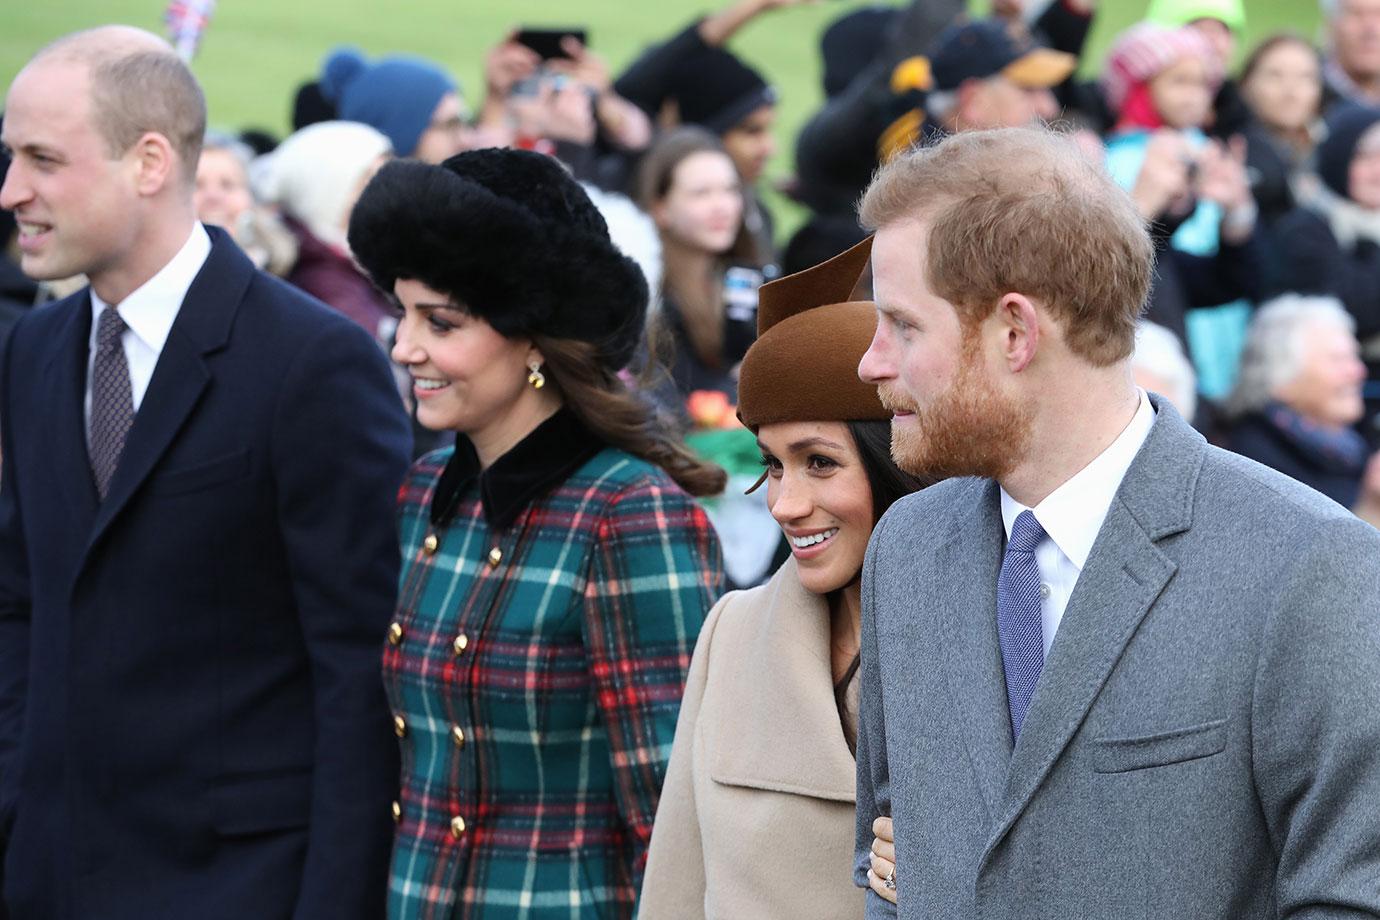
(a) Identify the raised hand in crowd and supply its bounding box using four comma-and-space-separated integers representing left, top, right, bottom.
506, 72, 596, 146
1129, 129, 1196, 221
698, 0, 818, 47
1195, 134, 1258, 243
548, 36, 653, 150
477, 32, 541, 132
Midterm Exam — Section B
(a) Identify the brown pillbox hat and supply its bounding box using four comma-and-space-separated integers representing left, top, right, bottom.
737, 236, 890, 430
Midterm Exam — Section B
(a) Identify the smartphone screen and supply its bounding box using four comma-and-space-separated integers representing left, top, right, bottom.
515, 28, 588, 61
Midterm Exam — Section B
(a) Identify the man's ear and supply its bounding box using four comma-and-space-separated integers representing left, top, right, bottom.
996, 293, 1040, 373
131, 131, 178, 197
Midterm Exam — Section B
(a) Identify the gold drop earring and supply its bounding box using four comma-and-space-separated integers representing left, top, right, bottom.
527, 361, 546, 390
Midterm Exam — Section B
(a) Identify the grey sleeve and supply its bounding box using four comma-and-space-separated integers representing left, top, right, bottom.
1253, 515, 1380, 918
855, 513, 899, 919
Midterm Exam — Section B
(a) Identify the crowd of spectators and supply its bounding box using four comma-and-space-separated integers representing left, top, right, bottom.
5, 0, 1380, 517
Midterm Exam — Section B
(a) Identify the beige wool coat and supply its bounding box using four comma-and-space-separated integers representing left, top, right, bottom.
639, 559, 863, 919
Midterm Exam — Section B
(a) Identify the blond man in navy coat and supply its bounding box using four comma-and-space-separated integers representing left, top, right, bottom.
0, 27, 409, 919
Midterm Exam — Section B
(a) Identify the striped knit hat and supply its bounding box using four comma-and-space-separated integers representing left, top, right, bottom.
1100, 23, 1224, 116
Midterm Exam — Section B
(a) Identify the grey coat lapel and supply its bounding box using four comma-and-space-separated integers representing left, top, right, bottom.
981, 395, 1204, 863
934, 479, 1012, 822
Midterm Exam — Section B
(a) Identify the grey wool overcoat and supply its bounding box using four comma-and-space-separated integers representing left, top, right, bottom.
855, 394, 1380, 919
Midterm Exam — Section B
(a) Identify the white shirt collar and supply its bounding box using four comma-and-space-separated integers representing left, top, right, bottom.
89, 223, 212, 352
1000, 389, 1156, 571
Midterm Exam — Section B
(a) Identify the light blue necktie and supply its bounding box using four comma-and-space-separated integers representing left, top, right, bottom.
998, 510, 1047, 741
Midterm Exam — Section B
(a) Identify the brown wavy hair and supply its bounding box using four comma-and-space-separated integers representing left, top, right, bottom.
533, 335, 727, 498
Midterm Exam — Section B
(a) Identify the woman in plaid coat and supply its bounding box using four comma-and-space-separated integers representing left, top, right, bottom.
348, 149, 727, 920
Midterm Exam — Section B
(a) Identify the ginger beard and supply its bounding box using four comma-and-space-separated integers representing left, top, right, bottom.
880, 330, 1033, 481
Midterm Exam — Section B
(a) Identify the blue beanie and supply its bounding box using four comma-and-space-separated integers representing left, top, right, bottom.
320, 47, 457, 158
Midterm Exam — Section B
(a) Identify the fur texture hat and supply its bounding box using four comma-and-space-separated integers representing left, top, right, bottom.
737, 236, 889, 429
348, 148, 648, 370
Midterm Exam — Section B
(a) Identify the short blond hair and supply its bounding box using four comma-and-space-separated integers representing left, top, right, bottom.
859, 127, 1153, 365
34, 27, 206, 180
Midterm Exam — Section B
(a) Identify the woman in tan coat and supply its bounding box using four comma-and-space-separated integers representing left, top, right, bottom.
639, 238, 925, 918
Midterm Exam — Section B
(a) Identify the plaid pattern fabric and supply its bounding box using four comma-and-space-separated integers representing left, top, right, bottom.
385, 446, 724, 920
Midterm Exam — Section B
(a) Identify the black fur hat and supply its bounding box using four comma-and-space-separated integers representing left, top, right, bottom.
348, 148, 648, 370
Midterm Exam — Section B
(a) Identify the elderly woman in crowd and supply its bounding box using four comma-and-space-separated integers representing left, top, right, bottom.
639, 238, 924, 918
258, 120, 395, 353
347, 148, 726, 920
1224, 294, 1378, 518
193, 131, 296, 276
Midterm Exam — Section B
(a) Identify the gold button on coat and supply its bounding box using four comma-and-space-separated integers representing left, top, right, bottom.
391, 801, 401, 823
393, 715, 407, 738
453, 634, 469, 656
387, 622, 404, 646
451, 725, 465, 747
423, 533, 439, 555
487, 547, 502, 567
450, 815, 466, 838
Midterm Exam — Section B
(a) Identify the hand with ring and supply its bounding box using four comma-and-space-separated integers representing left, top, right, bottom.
866, 816, 898, 904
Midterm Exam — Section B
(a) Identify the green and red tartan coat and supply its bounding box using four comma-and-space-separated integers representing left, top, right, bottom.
383, 411, 725, 919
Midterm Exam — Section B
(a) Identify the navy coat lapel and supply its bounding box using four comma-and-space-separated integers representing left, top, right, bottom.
934, 479, 1012, 822
87, 229, 252, 553
980, 396, 1203, 865
43, 292, 99, 523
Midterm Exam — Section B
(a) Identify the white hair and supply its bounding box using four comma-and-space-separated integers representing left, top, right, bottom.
201, 129, 255, 173
1224, 294, 1356, 418
1132, 321, 1198, 420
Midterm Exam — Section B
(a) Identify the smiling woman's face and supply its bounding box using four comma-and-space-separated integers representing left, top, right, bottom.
758, 420, 875, 596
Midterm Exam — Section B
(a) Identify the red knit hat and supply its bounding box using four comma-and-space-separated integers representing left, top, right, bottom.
736, 236, 889, 430
1100, 24, 1223, 122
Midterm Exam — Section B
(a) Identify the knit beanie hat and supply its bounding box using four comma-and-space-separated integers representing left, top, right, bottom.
737, 236, 888, 430
320, 47, 457, 158
1144, 0, 1246, 34
1317, 103, 1380, 199
256, 120, 392, 251
669, 45, 777, 135
348, 148, 648, 370
1101, 23, 1224, 119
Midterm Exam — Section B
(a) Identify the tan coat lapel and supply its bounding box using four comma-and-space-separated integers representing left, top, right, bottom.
709, 559, 857, 803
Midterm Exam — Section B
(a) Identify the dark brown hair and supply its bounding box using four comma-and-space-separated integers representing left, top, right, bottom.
635, 126, 759, 265
845, 419, 928, 521
534, 335, 727, 497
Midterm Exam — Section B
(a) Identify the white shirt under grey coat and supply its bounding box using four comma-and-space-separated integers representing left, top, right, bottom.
999, 389, 1156, 656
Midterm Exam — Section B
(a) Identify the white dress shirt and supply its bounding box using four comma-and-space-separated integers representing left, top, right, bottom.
999, 390, 1156, 655
85, 223, 213, 437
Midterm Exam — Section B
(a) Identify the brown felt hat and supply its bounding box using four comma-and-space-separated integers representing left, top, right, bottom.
737, 236, 890, 430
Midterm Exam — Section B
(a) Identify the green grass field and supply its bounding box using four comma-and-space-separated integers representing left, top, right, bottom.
2, 0, 1325, 239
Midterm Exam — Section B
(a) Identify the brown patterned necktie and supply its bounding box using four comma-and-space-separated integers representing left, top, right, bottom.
89, 305, 135, 500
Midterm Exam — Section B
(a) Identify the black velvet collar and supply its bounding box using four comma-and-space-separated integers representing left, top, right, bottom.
430, 409, 604, 531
